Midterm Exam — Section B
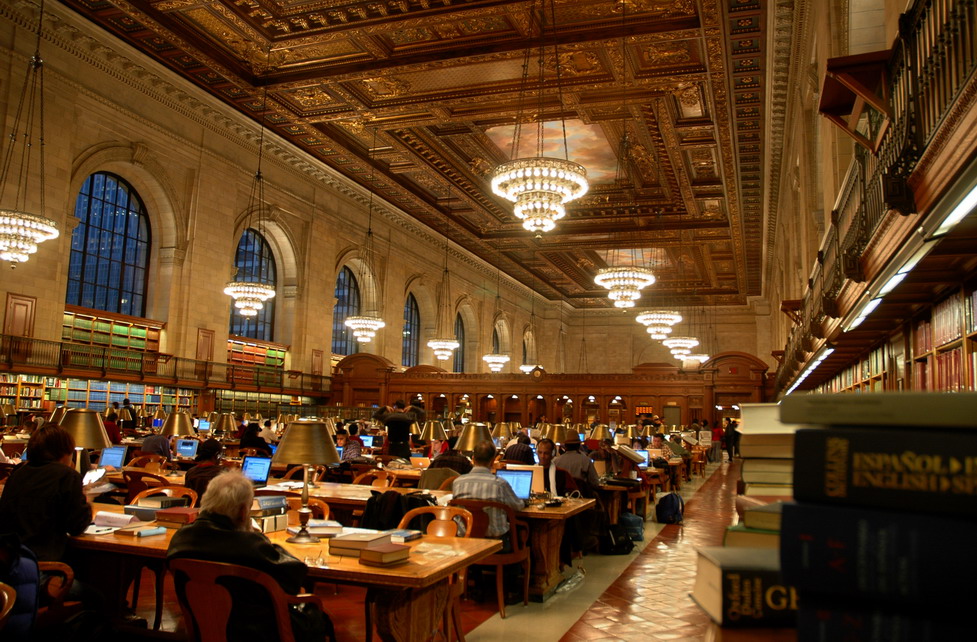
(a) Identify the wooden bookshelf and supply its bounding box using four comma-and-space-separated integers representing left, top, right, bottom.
816, 284, 977, 394
227, 336, 287, 368
62, 306, 163, 352
0, 374, 51, 411
46, 377, 196, 415
215, 389, 312, 417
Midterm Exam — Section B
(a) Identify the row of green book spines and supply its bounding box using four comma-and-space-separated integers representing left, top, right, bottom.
64, 313, 153, 337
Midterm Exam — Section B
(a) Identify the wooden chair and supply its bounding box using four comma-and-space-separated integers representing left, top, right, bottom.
438, 475, 458, 491
352, 470, 395, 488
0, 582, 15, 631
449, 499, 531, 619
417, 467, 458, 491
691, 448, 707, 477
122, 470, 170, 504
34, 561, 84, 631
282, 465, 326, 482
168, 558, 330, 642
129, 454, 166, 471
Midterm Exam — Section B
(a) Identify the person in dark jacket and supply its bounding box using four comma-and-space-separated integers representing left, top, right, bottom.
427, 436, 473, 475
372, 399, 425, 459
167, 472, 331, 641
503, 433, 536, 465
240, 423, 272, 457
184, 438, 224, 497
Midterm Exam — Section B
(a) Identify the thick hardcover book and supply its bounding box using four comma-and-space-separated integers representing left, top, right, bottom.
723, 524, 779, 550
252, 495, 288, 511
781, 502, 977, 604
779, 392, 977, 428
136, 496, 188, 509
738, 434, 795, 459
740, 458, 793, 485
155, 507, 198, 524
385, 528, 423, 543
798, 600, 970, 642
793, 426, 977, 516
359, 542, 410, 564
330, 531, 390, 550
690, 547, 798, 627
741, 501, 786, 532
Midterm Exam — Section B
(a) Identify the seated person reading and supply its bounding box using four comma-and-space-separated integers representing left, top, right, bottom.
503, 433, 535, 465
184, 438, 224, 497
167, 471, 331, 641
452, 441, 525, 553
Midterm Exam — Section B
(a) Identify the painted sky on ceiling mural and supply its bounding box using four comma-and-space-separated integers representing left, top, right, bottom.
486, 119, 617, 182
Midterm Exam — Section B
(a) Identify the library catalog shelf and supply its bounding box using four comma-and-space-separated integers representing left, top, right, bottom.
0, 334, 328, 396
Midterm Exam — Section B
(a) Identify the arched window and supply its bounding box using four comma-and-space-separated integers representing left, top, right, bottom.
453, 313, 465, 372
332, 266, 360, 355
67, 172, 150, 316
492, 327, 501, 353
401, 293, 420, 367
228, 229, 276, 341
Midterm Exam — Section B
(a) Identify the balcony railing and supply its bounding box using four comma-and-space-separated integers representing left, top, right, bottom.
777, 0, 977, 391
0, 334, 329, 395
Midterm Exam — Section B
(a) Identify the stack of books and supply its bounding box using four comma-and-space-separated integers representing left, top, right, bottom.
330, 531, 411, 567
250, 495, 288, 533
155, 506, 199, 529
723, 501, 783, 550
736, 403, 802, 497
779, 392, 977, 640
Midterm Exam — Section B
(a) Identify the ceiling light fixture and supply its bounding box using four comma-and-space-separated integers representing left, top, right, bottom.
225, 52, 275, 316
636, 309, 682, 339
344, 129, 385, 342
594, 265, 656, 308
0, 0, 59, 264
489, 0, 588, 234
482, 353, 510, 372
427, 212, 459, 361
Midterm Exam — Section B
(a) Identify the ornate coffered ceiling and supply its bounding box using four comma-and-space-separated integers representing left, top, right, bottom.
59, 0, 769, 308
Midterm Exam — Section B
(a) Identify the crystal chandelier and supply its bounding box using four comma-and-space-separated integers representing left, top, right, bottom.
344, 129, 385, 343
663, 336, 698, 357
483, 354, 510, 372
0, 1, 60, 264
427, 215, 459, 362
595, 266, 656, 308
489, 0, 588, 235
636, 310, 682, 340
226, 61, 275, 316
491, 159, 588, 233
223, 282, 275, 317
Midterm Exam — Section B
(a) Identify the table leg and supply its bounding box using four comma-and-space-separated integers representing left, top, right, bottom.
372, 579, 451, 642
526, 518, 567, 602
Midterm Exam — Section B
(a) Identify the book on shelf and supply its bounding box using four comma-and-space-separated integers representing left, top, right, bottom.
792, 426, 977, 516
358, 542, 410, 566
689, 546, 798, 627
722, 524, 779, 550
741, 501, 785, 532
780, 502, 976, 604
779, 392, 977, 428
797, 599, 969, 642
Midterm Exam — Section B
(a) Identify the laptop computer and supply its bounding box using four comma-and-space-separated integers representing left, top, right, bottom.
635, 449, 650, 470
504, 464, 545, 495
241, 456, 273, 485
335, 446, 343, 460
175, 439, 199, 459
98, 445, 127, 468
196, 419, 211, 434
410, 454, 430, 468
360, 434, 374, 448
371, 434, 384, 448
497, 469, 534, 500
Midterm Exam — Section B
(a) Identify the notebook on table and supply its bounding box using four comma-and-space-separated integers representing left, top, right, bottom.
241, 456, 273, 485
99, 446, 127, 468
497, 468, 534, 500
175, 439, 199, 459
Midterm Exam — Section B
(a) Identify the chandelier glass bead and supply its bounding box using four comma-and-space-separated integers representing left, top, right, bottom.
428, 338, 460, 361
594, 267, 656, 308
344, 315, 385, 343
662, 336, 699, 353
490, 158, 588, 233
223, 281, 276, 317
482, 353, 510, 373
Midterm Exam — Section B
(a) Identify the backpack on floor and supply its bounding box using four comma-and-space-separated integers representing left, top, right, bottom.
618, 511, 644, 541
599, 524, 635, 555
655, 492, 684, 524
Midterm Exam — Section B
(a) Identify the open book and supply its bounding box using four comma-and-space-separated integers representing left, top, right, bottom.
84, 510, 152, 535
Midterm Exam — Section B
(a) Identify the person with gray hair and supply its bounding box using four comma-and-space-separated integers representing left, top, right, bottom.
167, 471, 332, 640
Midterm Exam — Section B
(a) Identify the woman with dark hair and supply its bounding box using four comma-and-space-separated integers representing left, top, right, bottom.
240, 423, 272, 457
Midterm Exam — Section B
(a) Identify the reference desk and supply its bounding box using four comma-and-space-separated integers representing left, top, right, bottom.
69, 506, 500, 642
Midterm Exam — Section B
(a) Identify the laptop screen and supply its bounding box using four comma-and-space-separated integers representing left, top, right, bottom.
269, 443, 277, 456
176, 439, 199, 459
197, 419, 211, 433
241, 457, 272, 485
335, 446, 343, 460
635, 449, 650, 469
99, 446, 127, 468
360, 435, 374, 448
497, 469, 534, 500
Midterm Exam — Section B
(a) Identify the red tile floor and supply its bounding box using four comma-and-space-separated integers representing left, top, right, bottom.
134, 461, 750, 641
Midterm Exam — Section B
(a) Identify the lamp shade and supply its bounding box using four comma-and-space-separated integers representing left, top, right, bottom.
207, 411, 218, 422
49, 406, 68, 425
59, 409, 111, 450
572, 423, 588, 437
160, 411, 195, 437
409, 421, 422, 437
539, 423, 559, 442
213, 413, 237, 435
623, 424, 643, 440
420, 420, 448, 442
153, 407, 167, 420
272, 421, 340, 466
589, 424, 612, 442
510, 421, 522, 434
116, 407, 133, 423
456, 422, 493, 453
492, 422, 513, 441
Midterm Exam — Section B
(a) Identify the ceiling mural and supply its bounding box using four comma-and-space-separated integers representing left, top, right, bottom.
59, 0, 768, 308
